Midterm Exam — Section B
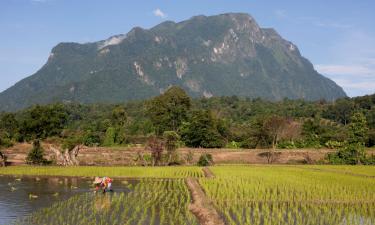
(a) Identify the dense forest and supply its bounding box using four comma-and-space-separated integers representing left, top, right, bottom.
0, 86, 374, 164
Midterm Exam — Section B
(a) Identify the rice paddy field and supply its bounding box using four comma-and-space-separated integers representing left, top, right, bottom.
14, 179, 198, 225
0, 166, 204, 178
200, 166, 375, 225
1, 165, 375, 225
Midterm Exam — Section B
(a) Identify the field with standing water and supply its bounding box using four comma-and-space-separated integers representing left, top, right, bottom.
1, 165, 374, 224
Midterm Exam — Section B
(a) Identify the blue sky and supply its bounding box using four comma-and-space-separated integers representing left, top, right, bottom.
1, 0, 374, 97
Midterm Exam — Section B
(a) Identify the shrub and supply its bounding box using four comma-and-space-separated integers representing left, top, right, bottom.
325, 140, 344, 149
26, 140, 49, 165
226, 141, 240, 149
102, 127, 116, 146
197, 153, 213, 166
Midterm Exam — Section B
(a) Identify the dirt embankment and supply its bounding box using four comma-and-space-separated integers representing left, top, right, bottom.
186, 177, 224, 225
4, 142, 371, 166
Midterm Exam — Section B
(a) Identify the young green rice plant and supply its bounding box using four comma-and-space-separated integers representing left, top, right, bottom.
14, 179, 198, 225
200, 165, 375, 225
0, 166, 204, 178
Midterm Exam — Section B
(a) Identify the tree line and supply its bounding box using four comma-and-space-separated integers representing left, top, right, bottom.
0, 86, 374, 165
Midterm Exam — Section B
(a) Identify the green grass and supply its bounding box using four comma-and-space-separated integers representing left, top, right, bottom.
0, 166, 204, 178
200, 165, 375, 225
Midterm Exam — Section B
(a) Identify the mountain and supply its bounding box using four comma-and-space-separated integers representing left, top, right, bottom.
0, 13, 346, 111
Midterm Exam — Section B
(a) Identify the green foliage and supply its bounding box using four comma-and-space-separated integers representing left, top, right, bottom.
226, 141, 240, 149
82, 130, 101, 146
181, 110, 225, 148
111, 105, 127, 127
0, 132, 13, 148
147, 87, 191, 135
163, 131, 180, 164
2, 90, 375, 151
325, 140, 345, 149
62, 135, 83, 151
0, 113, 19, 139
19, 104, 68, 140
328, 112, 372, 164
102, 127, 116, 147
26, 140, 49, 165
197, 153, 213, 166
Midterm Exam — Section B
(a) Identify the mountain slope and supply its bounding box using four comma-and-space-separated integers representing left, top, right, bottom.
0, 13, 346, 111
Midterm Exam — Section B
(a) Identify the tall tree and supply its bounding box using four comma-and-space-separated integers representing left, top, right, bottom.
163, 131, 180, 164
348, 112, 368, 163
19, 104, 68, 140
147, 86, 191, 135
180, 110, 225, 148
263, 115, 288, 163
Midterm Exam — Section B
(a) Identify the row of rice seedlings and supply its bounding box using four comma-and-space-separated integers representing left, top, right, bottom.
217, 202, 375, 225
304, 165, 375, 177
14, 179, 198, 225
200, 166, 375, 224
201, 166, 375, 202
0, 166, 204, 178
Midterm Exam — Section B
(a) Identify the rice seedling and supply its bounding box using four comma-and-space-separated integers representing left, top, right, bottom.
304, 165, 375, 176
200, 165, 375, 225
0, 166, 204, 178
14, 179, 198, 225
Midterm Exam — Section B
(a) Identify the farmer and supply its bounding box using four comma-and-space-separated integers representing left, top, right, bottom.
101, 176, 113, 193
93, 177, 103, 193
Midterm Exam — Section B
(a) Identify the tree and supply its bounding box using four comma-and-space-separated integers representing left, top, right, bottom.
146, 136, 164, 166
19, 104, 68, 140
26, 140, 49, 165
347, 112, 368, 163
197, 153, 213, 166
328, 112, 369, 164
0, 113, 19, 139
102, 127, 116, 146
180, 110, 225, 148
111, 105, 127, 127
323, 98, 354, 125
147, 86, 191, 135
163, 131, 180, 164
262, 115, 288, 163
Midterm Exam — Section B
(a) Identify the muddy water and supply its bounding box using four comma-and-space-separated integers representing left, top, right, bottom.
0, 175, 137, 224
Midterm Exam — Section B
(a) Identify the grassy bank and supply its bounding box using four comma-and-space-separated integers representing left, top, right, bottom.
0, 166, 204, 178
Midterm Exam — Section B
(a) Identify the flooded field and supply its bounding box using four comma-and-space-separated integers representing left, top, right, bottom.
0, 175, 196, 225
0, 175, 92, 224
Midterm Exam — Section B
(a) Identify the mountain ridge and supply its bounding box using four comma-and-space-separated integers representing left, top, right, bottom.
0, 13, 346, 111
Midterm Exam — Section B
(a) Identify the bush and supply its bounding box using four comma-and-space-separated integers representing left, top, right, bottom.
325, 140, 344, 149
226, 141, 240, 149
26, 140, 49, 165
197, 153, 213, 166
277, 140, 296, 149
102, 127, 116, 146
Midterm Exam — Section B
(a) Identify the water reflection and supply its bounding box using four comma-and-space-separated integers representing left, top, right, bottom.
0, 175, 133, 224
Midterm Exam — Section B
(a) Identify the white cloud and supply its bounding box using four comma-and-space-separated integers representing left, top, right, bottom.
315, 63, 375, 97
153, 8, 167, 19
315, 64, 373, 77
314, 29, 375, 96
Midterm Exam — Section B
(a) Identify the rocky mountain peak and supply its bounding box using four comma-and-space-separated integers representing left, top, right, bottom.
0, 13, 346, 111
